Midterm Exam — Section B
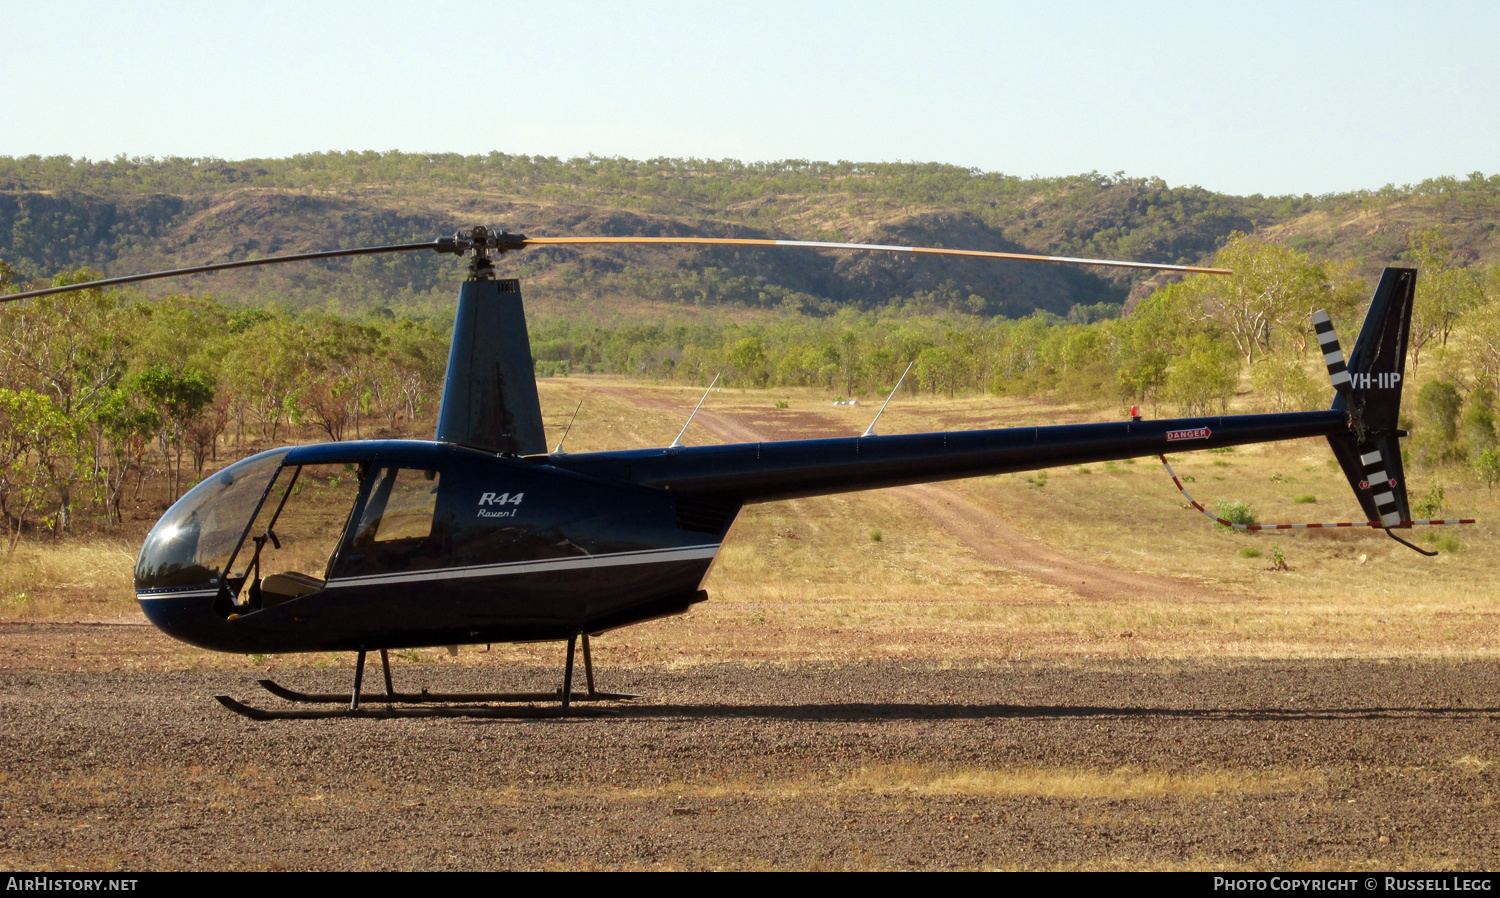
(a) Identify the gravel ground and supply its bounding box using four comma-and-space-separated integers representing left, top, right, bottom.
3, 649, 1499, 871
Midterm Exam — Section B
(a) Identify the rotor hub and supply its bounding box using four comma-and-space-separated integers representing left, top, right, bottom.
434, 226, 528, 280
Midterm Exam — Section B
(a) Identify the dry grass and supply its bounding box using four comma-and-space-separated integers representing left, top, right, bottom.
840, 763, 1319, 800
573, 763, 1318, 802
0, 538, 138, 619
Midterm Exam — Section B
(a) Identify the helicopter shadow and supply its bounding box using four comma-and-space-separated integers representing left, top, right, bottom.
468, 701, 1500, 724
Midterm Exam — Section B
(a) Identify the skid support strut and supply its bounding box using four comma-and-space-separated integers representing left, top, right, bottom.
561, 633, 578, 709
583, 634, 596, 695
351, 649, 367, 711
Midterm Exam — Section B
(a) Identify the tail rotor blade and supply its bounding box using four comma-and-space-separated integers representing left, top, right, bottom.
1311, 309, 1354, 396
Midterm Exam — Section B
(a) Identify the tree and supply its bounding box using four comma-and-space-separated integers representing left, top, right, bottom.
1464, 383, 1497, 455
1250, 348, 1322, 413
94, 387, 160, 524
1414, 380, 1464, 466
297, 316, 383, 441
1201, 234, 1326, 363
381, 319, 449, 425
1116, 280, 1204, 410
913, 346, 960, 397
221, 314, 305, 441
725, 336, 769, 388
1163, 335, 1240, 415
0, 271, 130, 415
135, 366, 215, 502
1408, 228, 1484, 371
0, 388, 83, 544
1473, 448, 1500, 493
0, 273, 132, 531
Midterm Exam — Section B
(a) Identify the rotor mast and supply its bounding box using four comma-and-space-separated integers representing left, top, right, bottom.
431, 227, 548, 456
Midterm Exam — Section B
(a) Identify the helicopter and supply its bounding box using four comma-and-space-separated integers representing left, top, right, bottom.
0, 226, 1446, 719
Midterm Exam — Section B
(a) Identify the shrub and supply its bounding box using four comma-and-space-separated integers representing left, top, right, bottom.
1414, 482, 1445, 518
1416, 381, 1464, 465
1473, 448, 1500, 493
1214, 499, 1256, 532
1433, 534, 1464, 553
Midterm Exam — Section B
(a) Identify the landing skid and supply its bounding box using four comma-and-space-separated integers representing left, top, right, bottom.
255, 679, 638, 705
214, 695, 618, 720
215, 633, 637, 721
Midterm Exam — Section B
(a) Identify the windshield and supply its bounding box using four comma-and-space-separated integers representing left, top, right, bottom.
134, 449, 290, 589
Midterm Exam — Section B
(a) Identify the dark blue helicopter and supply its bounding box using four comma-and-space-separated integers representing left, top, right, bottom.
3, 228, 1430, 718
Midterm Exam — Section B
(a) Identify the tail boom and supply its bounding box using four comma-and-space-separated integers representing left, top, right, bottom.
552, 410, 1348, 503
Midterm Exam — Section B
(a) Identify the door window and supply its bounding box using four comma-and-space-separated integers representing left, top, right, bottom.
229, 462, 364, 608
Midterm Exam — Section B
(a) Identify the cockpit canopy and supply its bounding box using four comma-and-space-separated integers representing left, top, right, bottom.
134, 449, 289, 589
134, 442, 455, 601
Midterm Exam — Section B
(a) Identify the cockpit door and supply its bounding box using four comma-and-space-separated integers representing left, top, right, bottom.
223, 462, 366, 611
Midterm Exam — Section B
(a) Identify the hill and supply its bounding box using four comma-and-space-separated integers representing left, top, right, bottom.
1, 154, 1497, 319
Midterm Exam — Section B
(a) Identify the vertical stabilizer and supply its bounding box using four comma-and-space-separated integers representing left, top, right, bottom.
434, 278, 546, 456
1326, 267, 1417, 526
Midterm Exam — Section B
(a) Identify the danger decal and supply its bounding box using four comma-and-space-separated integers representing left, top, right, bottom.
1165, 427, 1211, 442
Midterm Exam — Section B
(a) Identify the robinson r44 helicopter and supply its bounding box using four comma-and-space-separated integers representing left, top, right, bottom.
2, 227, 1457, 718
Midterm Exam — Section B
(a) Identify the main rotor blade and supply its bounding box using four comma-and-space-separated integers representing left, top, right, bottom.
0, 240, 442, 303
521, 236, 1233, 275
0, 229, 1231, 304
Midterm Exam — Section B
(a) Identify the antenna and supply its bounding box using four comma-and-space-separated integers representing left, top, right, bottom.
552, 399, 584, 454
670, 373, 721, 449
862, 361, 915, 438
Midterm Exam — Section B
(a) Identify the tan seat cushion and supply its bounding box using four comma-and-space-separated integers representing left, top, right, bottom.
260, 571, 326, 603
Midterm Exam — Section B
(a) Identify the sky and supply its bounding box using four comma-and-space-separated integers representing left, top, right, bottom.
2, 0, 1496, 197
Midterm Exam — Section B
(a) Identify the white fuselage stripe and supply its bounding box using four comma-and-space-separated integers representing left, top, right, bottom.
137, 588, 220, 601
136, 546, 721, 599
324, 544, 721, 589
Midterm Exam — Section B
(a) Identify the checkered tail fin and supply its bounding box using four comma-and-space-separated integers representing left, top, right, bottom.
1321, 267, 1417, 528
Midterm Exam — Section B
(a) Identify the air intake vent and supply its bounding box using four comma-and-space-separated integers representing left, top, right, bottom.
497, 279, 520, 294
674, 494, 741, 535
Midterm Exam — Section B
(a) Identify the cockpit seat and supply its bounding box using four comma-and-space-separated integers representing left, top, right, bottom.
260, 571, 326, 608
